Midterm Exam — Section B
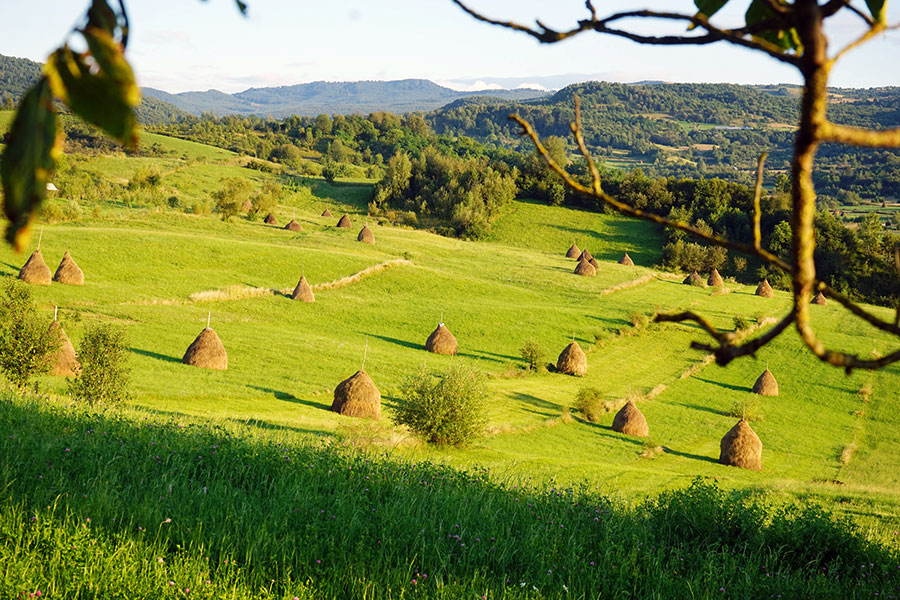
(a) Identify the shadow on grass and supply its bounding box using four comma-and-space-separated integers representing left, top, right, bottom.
1, 260, 21, 275
663, 446, 720, 464
693, 377, 752, 393
510, 392, 562, 419
682, 402, 730, 417
130, 347, 182, 364
246, 385, 332, 411
570, 415, 648, 447
366, 333, 422, 351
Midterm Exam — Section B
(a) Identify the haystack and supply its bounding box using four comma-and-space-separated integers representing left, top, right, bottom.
719, 419, 762, 470
588, 257, 600, 270
291, 275, 315, 302
683, 271, 704, 287
332, 370, 381, 419
284, 219, 303, 232
322, 208, 333, 218
707, 268, 724, 287
337, 214, 352, 228
751, 368, 779, 396
578, 249, 594, 262
618, 252, 634, 266
556, 341, 587, 376
755, 279, 774, 298
811, 291, 827, 306
264, 213, 278, 225
357, 225, 375, 244
425, 323, 458, 355
574, 258, 596, 277
53, 250, 84, 285
18, 249, 52, 285
241, 199, 253, 213
182, 327, 228, 370
612, 400, 649, 437
566, 243, 581, 259
48, 320, 79, 377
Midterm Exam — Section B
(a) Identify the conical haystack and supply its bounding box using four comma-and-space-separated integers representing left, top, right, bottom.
336, 214, 352, 228
751, 368, 779, 396
719, 419, 762, 470
48, 320, 79, 377
18, 250, 52, 285
332, 370, 381, 419
566, 243, 581, 259
425, 323, 458, 355
291, 275, 315, 302
264, 213, 278, 225
284, 219, 303, 232
683, 271, 704, 287
357, 225, 375, 244
811, 291, 827, 306
707, 268, 724, 287
241, 199, 253, 213
618, 252, 634, 266
182, 327, 228, 370
578, 249, 594, 262
557, 341, 587, 376
322, 208, 333, 218
588, 257, 600, 270
755, 279, 774, 298
612, 400, 649, 437
53, 250, 84, 285
574, 259, 596, 277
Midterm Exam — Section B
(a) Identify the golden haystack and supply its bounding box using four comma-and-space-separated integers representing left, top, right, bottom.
357, 225, 375, 244
574, 258, 596, 277
752, 368, 779, 396
588, 257, 600, 270
425, 323, 458, 355
53, 250, 84, 285
755, 279, 774, 298
241, 199, 253, 212
618, 252, 634, 266
578, 249, 594, 262
18, 249, 52, 285
284, 219, 303, 232
683, 271, 704, 286
556, 341, 587, 376
612, 400, 649, 437
719, 419, 762, 470
264, 213, 278, 225
48, 320, 79, 377
337, 214, 352, 228
182, 327, 228, 370
332, 370, 381, 419
322, 208, 333, 218
291, 275, 315, 302
566, 243, 581, 259
707, 268, 724, 287
812, 291, 827, 305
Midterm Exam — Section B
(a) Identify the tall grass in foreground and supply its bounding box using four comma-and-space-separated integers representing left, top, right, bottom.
1, 392, 898, 599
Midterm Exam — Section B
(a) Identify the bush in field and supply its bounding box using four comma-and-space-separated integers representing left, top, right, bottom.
520, 339, 547, 371
214, 177, 253, 221
251, 181, 282, 216
0, 280, 59, 389
68, 323, 130, 404
574, 387, 607, 423
395, 365, 487, 447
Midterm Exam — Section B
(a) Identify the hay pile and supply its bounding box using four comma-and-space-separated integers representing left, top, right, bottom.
588, 257, 600, 270
578, 249, 594, 262
557, 341, 587, 376
707, 268, 724, 287
332, 370, 381, 419
18, 250, 52, 285
284, 219, 303, 232
337, 214, 352, 228
357, 225, 375, 244
719, 419, 762, 470
752, 368, 779, 396
241, 199, 253, 213
322, 208, 333, 218
566, 243, 581, 259
425, 323, 458, 355
612, 400, 649, 437
182, 327, 228, 370
291, 275, 315, 302
264, 213, 278, 225
574, 258, 596, 277
618, 252, 634, 266
53, 250, 84, 285
683, 271, 704, 287
755, 279, 774, 298
812, 291, 827, 305
48, 320, 79, 377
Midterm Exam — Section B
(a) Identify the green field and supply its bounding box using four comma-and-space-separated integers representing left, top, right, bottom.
2, 125, 900, 597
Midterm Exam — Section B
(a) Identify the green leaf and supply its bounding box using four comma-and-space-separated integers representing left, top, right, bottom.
87, 0, 118, 34
0, 77, 62, 251
693, 0, 729, 20
744, 0, 802, 52
864, 0, 886, 24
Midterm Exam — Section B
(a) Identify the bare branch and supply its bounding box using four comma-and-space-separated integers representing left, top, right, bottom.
654, 311, 730, 344
821, 0, 876, 25
752, 152, 768, 251
820, 122, 900, 147
571, 96, 602, 196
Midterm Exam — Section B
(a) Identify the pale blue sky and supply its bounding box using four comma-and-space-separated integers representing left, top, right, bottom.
2, 1, 898, 93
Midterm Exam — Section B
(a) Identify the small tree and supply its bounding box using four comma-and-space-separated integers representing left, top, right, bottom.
520, 339, 547, 371
68, 323, 130, 405
251, 180, 282, 216
0, 279, 60, 388
213, 177, 252, 221
395, 364, 487, 447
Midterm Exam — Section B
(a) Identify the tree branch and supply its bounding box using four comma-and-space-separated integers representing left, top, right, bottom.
752, 152, 767, 251
820, 122, 900, 147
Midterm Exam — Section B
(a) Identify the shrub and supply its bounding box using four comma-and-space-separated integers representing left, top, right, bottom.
0, 280, 60, 388
394, 365, 487, 447
68, 323, 130, 405
733, 315, 752, 331
63, 199, 83, 221
630, 311, 651, 331
574, 387, 606, 423
729, 397, 764, 421
519, 339, 547, 371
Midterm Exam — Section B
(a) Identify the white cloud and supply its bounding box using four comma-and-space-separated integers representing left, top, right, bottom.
435, 79, 505, 92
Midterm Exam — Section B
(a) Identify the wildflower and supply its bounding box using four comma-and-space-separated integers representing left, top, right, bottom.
157, 557, 164, 563
168, 581, 175, 586
411, 579, 417, 585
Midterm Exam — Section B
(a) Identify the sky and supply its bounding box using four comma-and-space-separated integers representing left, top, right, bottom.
2, 0, 899, 93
